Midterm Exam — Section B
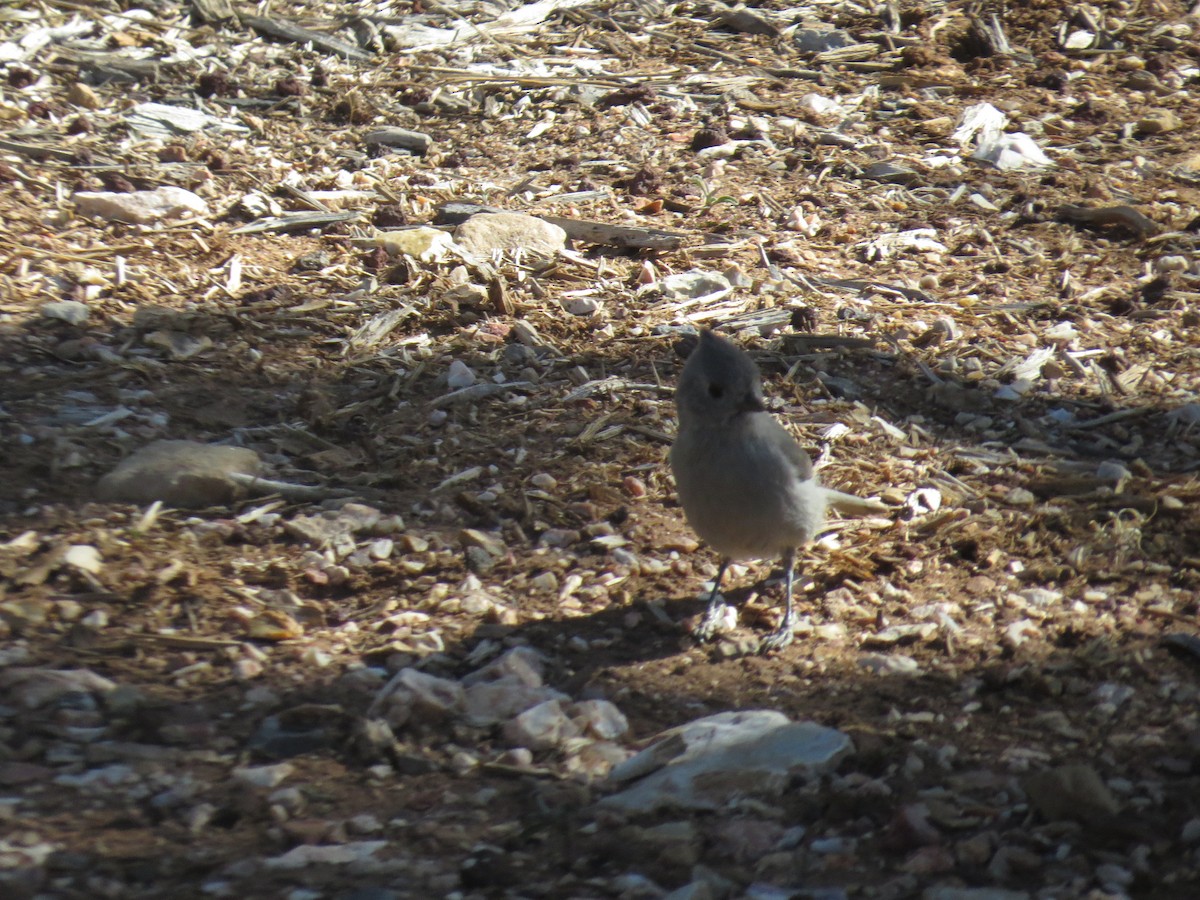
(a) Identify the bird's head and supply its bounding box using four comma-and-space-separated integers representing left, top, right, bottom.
676, 329, 766, 427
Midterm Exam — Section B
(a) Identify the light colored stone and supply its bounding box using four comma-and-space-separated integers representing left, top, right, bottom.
459, 528, 506, 558
562, 296, 599, 316
369, 668, 465, 728
264, 841, 387, 870
41, 300, 91, 325
656, 270, 732, 301
454, 212, 566, 256
63, 544, 103, 575
97, 440, 261, 508
565, 740, 631, 780
463, 679, 568, 726
571, 699, 629, 740
74, 185, 209, 224
1138, 110, 1181, 135
858, 653, 921, 676
502, 699, 581, 750
601, 710, 853, 813
463, 647, 546, 687
67, 82, 101, 110
446, 360, 475, 390
232, 763, 294, 789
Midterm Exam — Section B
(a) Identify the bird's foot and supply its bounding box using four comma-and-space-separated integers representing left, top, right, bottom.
693, 602, 734, 643
759, 618, 795, 654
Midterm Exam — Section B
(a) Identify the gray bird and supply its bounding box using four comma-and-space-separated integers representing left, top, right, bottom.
669, 329, 882, 652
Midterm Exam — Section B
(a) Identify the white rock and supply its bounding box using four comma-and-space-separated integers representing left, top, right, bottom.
529, 570, 559, 592
1063, 29, 1095, 49
496, 747, 534, 768
454, 212, 566, 256
462, 646, 546, 688
656, 270, 732, 301
232, 659, 263, 680
264, 841, 387, 870
530, 473, 557, 490
562, 296, 599, 316
1003, 619, 1039, 648
41, 300, 91, 325
1155, 255, 1189, 274
973, 131, 1053, 172
232, 763, 294, 789
566, 740, 632, 780
446, 360, 476, 390
502, 699, 581, 750
858, 654, 921, 676
368, 668, 465, 727
863, 229, 948, 262
799, 93, 842, 117
1018, 588, 1062, 607
1005, 487, 1036, 506
63, 544, 103, 575
463, 679, 568, 727
602, 710, 852, 812
74, 186, 210, 224
1043, 321, 1078, 342
571, 699, 629, 740
126, 101, 247, 138
953, 102, 1009, 147
367, 538, 394, 560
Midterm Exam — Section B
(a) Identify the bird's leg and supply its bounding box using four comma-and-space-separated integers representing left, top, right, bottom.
693, 558, 731, 642
760, 548, 797, 653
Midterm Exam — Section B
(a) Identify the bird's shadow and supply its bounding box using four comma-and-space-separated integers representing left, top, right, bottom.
459, 563, 810, 694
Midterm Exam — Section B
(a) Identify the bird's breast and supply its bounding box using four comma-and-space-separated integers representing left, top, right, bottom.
670, 426, 824, 560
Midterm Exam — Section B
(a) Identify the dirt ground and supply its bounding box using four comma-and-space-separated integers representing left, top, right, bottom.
3, 0, 1200, 897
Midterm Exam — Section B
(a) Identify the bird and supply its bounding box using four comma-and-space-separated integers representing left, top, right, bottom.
668, 329, 883, 652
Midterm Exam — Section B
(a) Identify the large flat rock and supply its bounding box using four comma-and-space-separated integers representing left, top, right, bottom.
96, 440, 261, 508
600, 710, 854, 814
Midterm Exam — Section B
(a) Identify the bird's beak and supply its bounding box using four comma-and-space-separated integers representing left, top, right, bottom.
739, 393, 765, 413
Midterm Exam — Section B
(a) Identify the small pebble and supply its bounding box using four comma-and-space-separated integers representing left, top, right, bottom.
562, 296, 599, 316
529, 571, 559, 592
367, 538, 394, 560
447, 360, 476, 390
496, 748, 534, 768
232, 659, 263, 681
530, 473, 557, 490
1181, 818, 1200, 843
232, 763, 294, 789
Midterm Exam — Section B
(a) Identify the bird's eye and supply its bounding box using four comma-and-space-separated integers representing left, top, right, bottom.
707, 383, 724, 399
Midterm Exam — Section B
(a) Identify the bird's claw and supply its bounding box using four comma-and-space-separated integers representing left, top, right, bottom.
693, 602, 731, 643
758, 620, 795, 654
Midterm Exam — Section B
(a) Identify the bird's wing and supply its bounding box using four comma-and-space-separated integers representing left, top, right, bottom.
756, 415, 814, 481
756, 414, 887, 515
